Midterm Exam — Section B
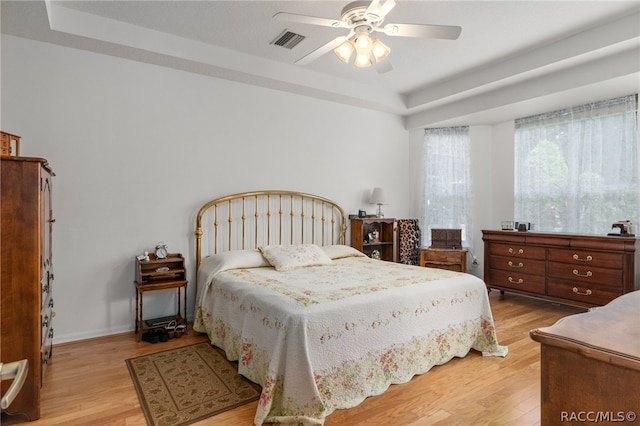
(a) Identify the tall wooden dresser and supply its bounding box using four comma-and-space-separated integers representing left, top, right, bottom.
1, 156, 55, 420
530, 290, 640, 424
482, 230, 638, 308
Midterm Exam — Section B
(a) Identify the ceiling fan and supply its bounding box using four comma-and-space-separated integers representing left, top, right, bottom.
273, 0, 461, 72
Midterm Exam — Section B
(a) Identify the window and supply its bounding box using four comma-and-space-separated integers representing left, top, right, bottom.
422, 126, 472, 248
515, 94, 639, 234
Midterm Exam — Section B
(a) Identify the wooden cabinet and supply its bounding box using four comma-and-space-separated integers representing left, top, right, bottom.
350, 216, 396, 262
134, 253, 188, 341
482, 230, 638, 308
530, 291, 640, 424
420, 248, 467, 272
1, 157, 54, 420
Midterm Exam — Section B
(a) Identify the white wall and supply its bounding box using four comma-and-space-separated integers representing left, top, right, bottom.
468, 125, 494, 273
1, 35, 410, 343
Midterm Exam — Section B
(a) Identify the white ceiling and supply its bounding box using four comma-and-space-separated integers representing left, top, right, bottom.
2, 1, 639, 128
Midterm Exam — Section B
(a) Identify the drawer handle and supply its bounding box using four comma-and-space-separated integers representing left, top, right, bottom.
572, 269, 593, 278
508, 261, 524, 268
572, 254, 593, 262
572, 287, 592, 296
507, 277, 523, 284
508, 248, 524, 255
0, 360, 28, 410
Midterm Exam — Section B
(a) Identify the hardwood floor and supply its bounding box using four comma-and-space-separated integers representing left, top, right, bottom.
2, 291, 584, 426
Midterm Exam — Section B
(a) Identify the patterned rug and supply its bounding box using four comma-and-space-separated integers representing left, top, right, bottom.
126, 343, 261, 426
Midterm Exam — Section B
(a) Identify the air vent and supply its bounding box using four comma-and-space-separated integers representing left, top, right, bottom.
271, 30, 306, 49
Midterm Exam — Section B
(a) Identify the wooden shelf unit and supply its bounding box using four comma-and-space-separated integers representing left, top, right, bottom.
134, 253, 188, 341
349, 216, 396, 262
0, 131, 21, 156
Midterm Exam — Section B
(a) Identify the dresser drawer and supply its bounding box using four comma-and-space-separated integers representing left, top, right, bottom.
423, 262, 464, 272
547, 280, 622, 306
548, 262, 623, 288
41, 272, 52, 310
487, 269, 546, 294
41, 335, 53, 381
421, 249, 465, 263
547, 248, 623, 269
488, 255, 546, 275
41, 308, 53, 344
488, 243, 546, 260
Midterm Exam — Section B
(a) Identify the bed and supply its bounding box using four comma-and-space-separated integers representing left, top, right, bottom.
193, 190, 507, 425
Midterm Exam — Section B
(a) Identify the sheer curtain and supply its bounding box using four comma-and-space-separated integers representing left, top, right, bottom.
422, 126, 473, 250
515, 94, 639, 234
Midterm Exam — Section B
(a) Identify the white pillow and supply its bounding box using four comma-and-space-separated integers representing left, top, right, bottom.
200, 249, 271, 271
259, 244, 333, 271
321, 244, 367, 260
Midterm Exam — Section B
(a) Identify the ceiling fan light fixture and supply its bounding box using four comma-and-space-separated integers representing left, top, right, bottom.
336, 32, 387, 68
371, 38, 390, 62
334, 40, 355, 63
354, 32, 372, 51
354, 52, 372, 67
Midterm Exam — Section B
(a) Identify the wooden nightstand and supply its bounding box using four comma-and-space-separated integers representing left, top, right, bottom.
134, 253, 188, 341
420, 248, 467, 272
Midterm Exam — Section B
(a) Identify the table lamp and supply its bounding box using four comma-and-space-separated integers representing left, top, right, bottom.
370, 187, 387, 218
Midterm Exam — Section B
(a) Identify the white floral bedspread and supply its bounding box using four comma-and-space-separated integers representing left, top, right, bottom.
194, 246, 507, 425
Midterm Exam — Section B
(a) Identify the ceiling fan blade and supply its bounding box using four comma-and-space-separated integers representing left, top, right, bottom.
273, 12, 348, 29
365, 0, 396, 21
365, 0, 381, 16
375, 58, 393, 74
295, 36, 349, 65
379, 23, 462, 40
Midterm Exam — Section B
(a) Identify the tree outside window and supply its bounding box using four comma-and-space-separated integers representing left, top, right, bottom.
515, 94, 639, 234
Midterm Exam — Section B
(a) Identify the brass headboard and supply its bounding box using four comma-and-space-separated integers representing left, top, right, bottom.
195, 190, 347, 271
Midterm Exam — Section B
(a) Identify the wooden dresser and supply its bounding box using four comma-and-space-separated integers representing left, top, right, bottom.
530, 291, 640, 424
1, 157, 55, 420
482, 230, 638, 307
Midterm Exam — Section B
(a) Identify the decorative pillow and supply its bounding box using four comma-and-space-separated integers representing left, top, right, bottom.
321, 244, 367, 260
259, 244, 333, 271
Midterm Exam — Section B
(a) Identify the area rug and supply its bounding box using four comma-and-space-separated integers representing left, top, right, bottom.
126, 342, 261, 426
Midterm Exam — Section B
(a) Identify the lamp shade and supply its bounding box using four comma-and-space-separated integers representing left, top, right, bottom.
371, 39, 390, 63
334, 40, 355, 63
370, 187, 387, 205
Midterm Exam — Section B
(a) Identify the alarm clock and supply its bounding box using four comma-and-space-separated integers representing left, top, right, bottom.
155, 242, 168, 259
